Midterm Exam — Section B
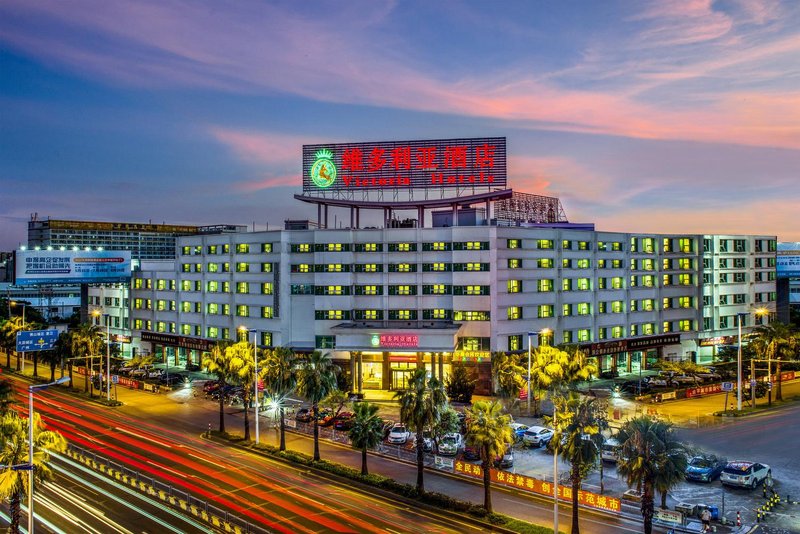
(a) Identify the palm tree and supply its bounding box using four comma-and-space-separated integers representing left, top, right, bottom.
228, 341, 267, 442
263, 347, 297, 451
40, 332, 70, 382
654, 433, 689, 510
348, 401, 384, 475
70, 323, 103, 395
296, 351, 338, 461
465, 399, 513, 513
0, 411, 68, 533
529, 345, 596, 416
616, 416, 688, 534
1, 317, 27, 371
394, 368, 447, 494
752, 322, 797, 402
0, 378, 14, 416
202, 341, 234, 433
491, 352, 526, 413
548, 393, 601, 534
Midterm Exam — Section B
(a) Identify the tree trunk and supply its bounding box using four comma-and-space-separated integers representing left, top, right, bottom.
50, 360, 56, 382
313, 403, 321, 461
9, 491, 20, 534
776, 358, 783, 401
416, 428, 425, 494
243, 390, 251, 441
33, 352, 38, 378
68, 361, 74, 389
660, 488, 668, 509
361, 447, 368, 476
84, 358, 90, 393
218, 384, 226, 433
15, 350, 20, 371
279, 406, 286, 451
5, 349, 10, 368
642, 481, 655, 534
483, 451, 492, 513
571, 468, 581, 534
599, 458, 604, 494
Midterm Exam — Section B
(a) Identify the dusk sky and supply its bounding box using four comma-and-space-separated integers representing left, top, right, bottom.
2, 0, 799, 249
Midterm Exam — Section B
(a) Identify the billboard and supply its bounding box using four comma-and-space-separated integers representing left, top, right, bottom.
302, 137, 507, 192
14, 250, 131, 285
777, 242, 800, 278
16, 329, 59, 352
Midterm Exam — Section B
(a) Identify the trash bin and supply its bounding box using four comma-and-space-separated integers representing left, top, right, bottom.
675, 502, 696, 516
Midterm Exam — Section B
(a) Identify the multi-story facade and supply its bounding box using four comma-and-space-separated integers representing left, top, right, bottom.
129, 225, 776, 393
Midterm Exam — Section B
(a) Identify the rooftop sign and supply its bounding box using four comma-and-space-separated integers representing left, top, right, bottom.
302, 137, 507, 192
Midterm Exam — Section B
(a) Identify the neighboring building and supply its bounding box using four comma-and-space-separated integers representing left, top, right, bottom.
1, 282, 81, 320
776, 242, 800, 324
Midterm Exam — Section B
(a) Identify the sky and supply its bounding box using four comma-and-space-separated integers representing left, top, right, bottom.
1, 0, 799, 249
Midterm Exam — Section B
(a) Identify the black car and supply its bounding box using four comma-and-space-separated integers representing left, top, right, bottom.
617, 380, 651, 395
160, 373, 189, 386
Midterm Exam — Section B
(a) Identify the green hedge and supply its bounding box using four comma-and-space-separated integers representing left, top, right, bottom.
212, 431, 553, 534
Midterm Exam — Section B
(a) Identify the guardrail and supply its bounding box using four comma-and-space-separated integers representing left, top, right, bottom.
65, 444, 270, 534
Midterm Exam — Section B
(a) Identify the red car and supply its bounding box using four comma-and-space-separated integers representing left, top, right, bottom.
333, 412, 355, 430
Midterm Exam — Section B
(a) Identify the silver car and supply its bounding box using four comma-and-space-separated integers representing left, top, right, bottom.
720, 461, 771, 489
522, 426, 554, 447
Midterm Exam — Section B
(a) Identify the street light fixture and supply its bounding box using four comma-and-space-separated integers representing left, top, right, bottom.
239, 326, 259, 445
28, 376, 71, 534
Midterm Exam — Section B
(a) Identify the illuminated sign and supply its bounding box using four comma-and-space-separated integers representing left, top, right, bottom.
581, 334, 681, 357
310, 149, 337, 188
699, 336, 736, 347
379, 334, 419, 348
454, 460, 621, 513
14, 250, 132, 285
141, 331, 215, 352
302, 137, 507, 192
777, 243, 800, 278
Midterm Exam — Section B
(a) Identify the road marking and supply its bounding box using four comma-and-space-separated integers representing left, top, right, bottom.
146, 460, 190, 478
188, 452, 226, 469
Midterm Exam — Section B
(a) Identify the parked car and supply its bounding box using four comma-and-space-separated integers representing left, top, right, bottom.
295, 408, 314, 423
412, 430, 433, 452
522, 426, 554, 448
438, 433, 463, 456
160, 373, 188, 386
146, 368, 164, 379
462, 444, 480, 460
494, 445, 514, 468
601, 437, 621, 463
695, 372, 722, 383
509, 423, 529, 442
387, 424, 411, 444
202, 380, 221, 393
671, 375, 701, 387
646, 375, 671, 388
617, 380, 651, 395
130, 365, 153, 378
720, 461, 771, 489
685, 455, 727, 482
599, 369, 619, 379
333, 412, 355, 431
185, 362, 201, 372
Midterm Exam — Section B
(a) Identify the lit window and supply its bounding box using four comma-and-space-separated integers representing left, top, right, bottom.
679, 319, 692, 331
679, 273, 692, 285
397, 263, 411, 272
326, 243, 343, 251
578, 329, 591, 342
432, 242, 447, 251
397, 285, 411, 295
262, 307, 273, 318
364, 264, 378, 272
327, 285, 344, 295
397, 310, 411, 320
577, 278, 591, 291
365, 243, 378, 252
508, 258, 521, 269
364, 285, 378, 295
237, 243, 250, 253
537, 258, 554, 268
236, 262, 249, 273
538, 305, 554, 318
262, 283, 273, 295
237, 282, 249, 294
679, 296, 692, 308
562, 304, 572, 316
507, 239, 521, 249
577, 259, 591, 269
507, 306, 522, 320
611, 301, 623, 313
538, 239, 554, 250
432, 284, 446, 295
237, 305, 249, 317
299, 264, 311, 273
397, 243, 411, 252
465, 241, 482, 250
538, 279, 554, 292
507, 280, 521, 293
612, 326, 624, 338
262, 243, 272, 253
364, 310, 379, 320
432, 263, 446, 271
431, 309, 447, 319
577, 303, 591, 315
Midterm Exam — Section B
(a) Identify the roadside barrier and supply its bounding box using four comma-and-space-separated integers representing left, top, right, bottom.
66, 444, 268, 534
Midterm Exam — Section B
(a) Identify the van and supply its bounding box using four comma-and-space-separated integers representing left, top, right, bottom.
601, 438, 621, 463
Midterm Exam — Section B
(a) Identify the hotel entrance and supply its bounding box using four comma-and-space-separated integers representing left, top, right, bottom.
390, 359, 418, 390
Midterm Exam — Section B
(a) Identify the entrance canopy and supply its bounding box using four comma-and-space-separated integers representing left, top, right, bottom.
331, 321, 462, 352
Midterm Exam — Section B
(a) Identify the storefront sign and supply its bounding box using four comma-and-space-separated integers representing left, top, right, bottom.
453, 460, 621, 513
581, 334, 681, 357
141, 331, 215, 352
686, 384, 722, 398
111, 334, 132, 343
302, 137, 507, 192
453, 350, 491, 362
378, 334, 419, 348
699, 336, 736, 347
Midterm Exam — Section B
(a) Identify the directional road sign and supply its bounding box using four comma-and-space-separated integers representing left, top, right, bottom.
721, 382, 734, 392
15, 329, 59, 352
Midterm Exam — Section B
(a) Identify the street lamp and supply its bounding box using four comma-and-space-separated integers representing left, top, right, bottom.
28, 376, 71, 533
239, 326, 259, 445
736, 308, 769, 411
527, 332, 534, 416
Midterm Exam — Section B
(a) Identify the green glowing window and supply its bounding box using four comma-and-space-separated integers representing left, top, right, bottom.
507, 280, 521, 293
262, 307, 273, 319
507, 306, 522, 320
237, 243, 250, 253
538, 279, 554, 292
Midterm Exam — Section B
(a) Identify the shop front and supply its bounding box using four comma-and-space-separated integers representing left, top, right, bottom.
140, 331, 215, 368
581, 333, 684, 377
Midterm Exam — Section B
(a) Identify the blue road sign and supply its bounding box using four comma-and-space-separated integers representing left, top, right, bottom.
721, 382, 734, 392
112, 375, 119, 384
16, 329, 59, 352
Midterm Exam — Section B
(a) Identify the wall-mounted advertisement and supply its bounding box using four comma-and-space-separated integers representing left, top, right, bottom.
777, 242, 800, 278
14, 250, 132, 285
302, 137, 507, 192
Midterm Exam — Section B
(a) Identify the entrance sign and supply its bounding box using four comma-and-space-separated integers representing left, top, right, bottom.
378, 334, 419, 348
302, 137, 507, 192
16, 329, 59, 352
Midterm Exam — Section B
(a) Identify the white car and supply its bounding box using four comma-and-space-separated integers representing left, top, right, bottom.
387, 424, 411, 444
522, 426, 554, 447
720, 461, 771, 489
437, 433, 463, 456
146, 368, 164, 379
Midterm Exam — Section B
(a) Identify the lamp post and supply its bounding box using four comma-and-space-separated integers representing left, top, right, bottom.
104, 314, 110, 402
527, 332, 534, 416
239, 327, 259, 445
28, 376, 71, 533
553, 401, 559, 534
736, 312, 747, 412
11, 301, 26, 371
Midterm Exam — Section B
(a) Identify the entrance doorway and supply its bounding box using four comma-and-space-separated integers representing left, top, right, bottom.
390, 362, 417, 390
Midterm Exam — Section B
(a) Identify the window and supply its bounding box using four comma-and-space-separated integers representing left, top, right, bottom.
236, 262, 249, 273
678, 258, 691, 270
610, 300, 624, 313
642, 238, 655, 253
316, 336, 336, 349
611, 242, 623, 251
642, 299, 655, 311
538, 279, 554, 292
679, 238, 692, 253
323, 263, 347, 273
537, 305, 554, 318
233, 282, 248, 294
734, 272, 746, 283
222, 282, 230, 293
453, 311, 490, 321
261, 243, 272, 253
611, 277, 623, 289
389, 285, 415, 296
679, 319, 692, 331
292, 243, 311, 253
355, 309, 382, 320
423, 241, 449, 251
507, 239, 521, 249
679, 273, 692, 285
538, 239, 554, 250
261, 283, 273, 295
260, 306, 273, 318
355, 285, 381, 296
424, 309, 449, 320
733, 293, 746, 304
324, 242, 346, 252
236, 243, 250, 253
562, 304, 572, 316
207, 263, 219, 273
679, 296, 692, 308
562, 239, 572, 250
388, 309, 416, 320
355, 263, 381, 273
508, 335, 522, 351
577, 258, 591, 269
562, 259, 572, 268
734, 239, 746, 252
507, 306, 522, 320
181, 301, 192, 313
662, 238, 672, 253
598, 302, 607, 314
423, 262, 449, 272
236, 305, 249, 317
293, 263, 312, 273
508, 258, 521, 269
612, 326, 624, 339
719, 273, 728, 283
454, 262, 489, 272
388, 242, 415, 252
598, 327, 607, 340
642, 323, 655, 335
577, 278, 591, 290
389, 263, 415, 273
157, 299, 167, 311
182, 246, 191, 255
662, 274, 672, 287
597, 241, 607, 251
222, 263, 230, 272
577, 303, 591, 315
562, 279, 573, 291
315, 310, 350, 320
642, 259, 655, 271
578, 241, 590, 250
507, 280, 521, 293
206, 303, 219, 315
719, 316, 729, 329
662, 297, 672, 310
463, 241, 488, 250
578, 329, 591, 342
643, 275, 655, 287
598, 277, 607, 289
326, 285, 345, 295
207, 281, 219, 293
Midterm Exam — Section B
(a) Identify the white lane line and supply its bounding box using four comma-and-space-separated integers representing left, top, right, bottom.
115, 426, 172, 447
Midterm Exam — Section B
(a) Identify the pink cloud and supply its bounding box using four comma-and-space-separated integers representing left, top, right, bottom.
208, 127, 306, 167
232, 174, 299, 192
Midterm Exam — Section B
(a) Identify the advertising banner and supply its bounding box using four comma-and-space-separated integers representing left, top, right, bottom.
14, 250, 131, 285
302, 137, 507, 192
16, 329, 59, 352
453, 460, 621, 513
777, 243, 800, 278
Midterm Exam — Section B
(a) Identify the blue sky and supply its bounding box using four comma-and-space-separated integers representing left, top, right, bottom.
1, 0, 799, 248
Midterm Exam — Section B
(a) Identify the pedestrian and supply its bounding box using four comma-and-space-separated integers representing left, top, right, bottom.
701, 508, 711, 532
